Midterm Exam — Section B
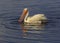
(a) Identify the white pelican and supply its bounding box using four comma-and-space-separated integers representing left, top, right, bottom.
18, 8, 47, 24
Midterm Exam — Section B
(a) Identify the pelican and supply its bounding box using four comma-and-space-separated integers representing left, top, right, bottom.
18, 8, 47, 24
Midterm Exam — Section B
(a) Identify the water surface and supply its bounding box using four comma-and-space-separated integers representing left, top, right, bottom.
0, 0, 60, 43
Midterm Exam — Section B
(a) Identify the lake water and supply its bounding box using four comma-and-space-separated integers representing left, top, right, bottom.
0, 0, 60, 43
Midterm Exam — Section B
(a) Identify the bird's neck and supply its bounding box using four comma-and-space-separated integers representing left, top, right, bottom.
24, 11, 29, 22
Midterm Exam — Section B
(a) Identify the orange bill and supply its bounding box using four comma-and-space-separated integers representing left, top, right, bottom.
18, 8, 28, 23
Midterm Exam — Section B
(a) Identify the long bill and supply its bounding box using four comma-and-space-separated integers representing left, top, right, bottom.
18, 8, 28, 23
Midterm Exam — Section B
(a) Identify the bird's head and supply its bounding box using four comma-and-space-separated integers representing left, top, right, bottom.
18, 8, 28, 23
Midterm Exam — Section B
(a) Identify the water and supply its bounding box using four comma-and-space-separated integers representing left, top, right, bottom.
0, 0, 60, 43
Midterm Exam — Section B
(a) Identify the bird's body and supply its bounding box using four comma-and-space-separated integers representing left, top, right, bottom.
18, 8, 47, 25
25, 14, 47, 23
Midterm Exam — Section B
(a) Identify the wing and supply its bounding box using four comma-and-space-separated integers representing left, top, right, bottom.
27, 14, 41, 22
27, 14, 47, 22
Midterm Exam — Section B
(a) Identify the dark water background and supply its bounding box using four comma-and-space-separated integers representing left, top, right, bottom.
0, 0, 60, 43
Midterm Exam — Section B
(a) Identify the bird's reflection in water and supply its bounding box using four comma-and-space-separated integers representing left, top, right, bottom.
20, 23, 45, 40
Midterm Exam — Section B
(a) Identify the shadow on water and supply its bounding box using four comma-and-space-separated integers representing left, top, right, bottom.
19, 23, 46, 40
